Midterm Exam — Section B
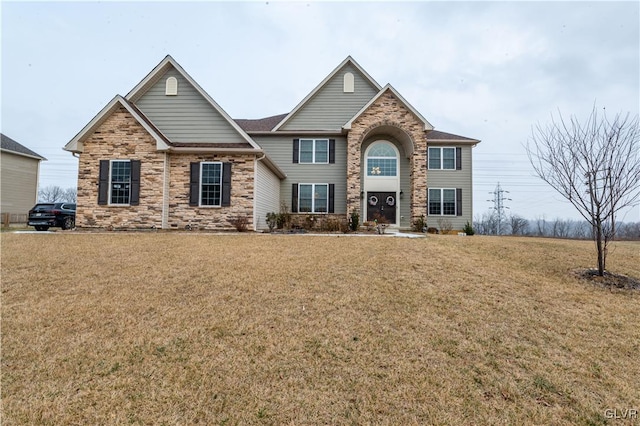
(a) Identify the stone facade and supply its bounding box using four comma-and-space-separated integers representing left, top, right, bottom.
167, 154, 254, 230
346, 89, 428, 224
76, 107, 165, 229
76, 107, 256, 230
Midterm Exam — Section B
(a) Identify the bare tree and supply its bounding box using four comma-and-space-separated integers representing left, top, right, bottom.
63, 187, 77, 203
474, 211, 500, 235
38, 186, 77, 203
527, 105, 640, 275
509, 214, 529, 236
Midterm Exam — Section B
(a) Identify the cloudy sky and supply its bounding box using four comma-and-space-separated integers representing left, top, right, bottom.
2, 1, 639, 221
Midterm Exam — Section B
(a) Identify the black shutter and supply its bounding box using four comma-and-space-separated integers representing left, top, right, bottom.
221, 162, 232, 207
329, 139, 335, 164
456, 147, 462, 170
293, 139, 299, 163
130, 160, 141, 205
189, 162, 200, 206
291, 184, 298, 213
328, 184, 335, 213
456, 188, 462, 216
98, 160, 109, 205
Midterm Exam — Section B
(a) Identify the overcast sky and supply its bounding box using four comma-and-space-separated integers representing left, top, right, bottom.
2, 1, 639, 221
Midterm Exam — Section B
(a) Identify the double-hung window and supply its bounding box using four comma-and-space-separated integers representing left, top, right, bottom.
428, 147, 457, 170
299, 139, 329, 163
200, 162, 222, 206
298, 184, 328, 213
98, 159, 140, 206
189, 162, 232, 207
110, 160, 131, 204
293, 139, 335, 164
429, 188, 457, 216
291, 183, 334, 213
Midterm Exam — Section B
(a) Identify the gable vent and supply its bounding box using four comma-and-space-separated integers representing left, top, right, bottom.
343, 72, 354, 93
165, 76, 178, 95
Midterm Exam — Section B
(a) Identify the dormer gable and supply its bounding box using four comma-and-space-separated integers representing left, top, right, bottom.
274, 56, 382, 132
127, 55, 259, 148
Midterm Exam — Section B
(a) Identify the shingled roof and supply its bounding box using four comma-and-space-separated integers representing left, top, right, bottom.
235, 114, 288, 132
1, 133, 46, 160
426, 130, 479, 143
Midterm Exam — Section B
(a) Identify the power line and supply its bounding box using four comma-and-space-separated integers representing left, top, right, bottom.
487, 182, 511, 235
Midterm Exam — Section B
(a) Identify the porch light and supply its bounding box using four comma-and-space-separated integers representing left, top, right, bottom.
400, 190, 404, 199
360, 191, 364, 199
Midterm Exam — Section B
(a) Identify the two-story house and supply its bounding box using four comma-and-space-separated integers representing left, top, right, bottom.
64, 55, 479, 231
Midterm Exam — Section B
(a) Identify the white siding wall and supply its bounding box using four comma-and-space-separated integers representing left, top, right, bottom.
1, 152, 40, 215
254, 159, 281, 230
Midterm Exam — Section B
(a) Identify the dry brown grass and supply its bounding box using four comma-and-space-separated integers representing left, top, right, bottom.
2, 233, 639, 425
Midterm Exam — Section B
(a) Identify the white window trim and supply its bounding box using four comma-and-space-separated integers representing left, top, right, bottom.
108, 159, 131, 206
428, 188, 457, 216
299, 139, 329, 164
199, 161, 223, 207
428, 147, 456, 170
298, 183, 329, 214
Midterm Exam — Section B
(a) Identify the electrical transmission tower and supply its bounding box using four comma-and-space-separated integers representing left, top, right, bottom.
487, 182, 511, 235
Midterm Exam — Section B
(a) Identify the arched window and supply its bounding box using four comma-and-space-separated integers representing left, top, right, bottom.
366, 142, 398, 176
343, 72, 354, 93
165, 77, 178, 95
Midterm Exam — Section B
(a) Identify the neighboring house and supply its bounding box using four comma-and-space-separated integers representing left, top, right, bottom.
1, 133, 46, 220
64, 55, 479, 231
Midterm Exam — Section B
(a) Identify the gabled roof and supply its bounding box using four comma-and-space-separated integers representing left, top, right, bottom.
1, 133, 46, 160
125, 55, 260, 149
272, 56, 382, 132
64, 95, 171, 153
343, 84, 434, 131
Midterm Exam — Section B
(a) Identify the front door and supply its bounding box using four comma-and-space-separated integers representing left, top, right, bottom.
366, 192, 397, 224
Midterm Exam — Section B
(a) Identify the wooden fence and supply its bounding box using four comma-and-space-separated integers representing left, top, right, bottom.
1, 213, 28, 228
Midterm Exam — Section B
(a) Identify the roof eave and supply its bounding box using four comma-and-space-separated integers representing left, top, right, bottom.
259, 155, 287, 180
250, 129, 346, 136
427, 139, 481, 145
0, 148, 47, 161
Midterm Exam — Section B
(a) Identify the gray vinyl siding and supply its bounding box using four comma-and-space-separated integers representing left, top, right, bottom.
281, 64, 379, 131
135, 68, 246, 144
254, 159, 281, 230
253, 135, 348, 214
426, 145, 473, 230
1, 151, 40, 215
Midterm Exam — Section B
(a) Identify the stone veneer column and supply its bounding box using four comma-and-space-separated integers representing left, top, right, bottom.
346, 90, 428, 224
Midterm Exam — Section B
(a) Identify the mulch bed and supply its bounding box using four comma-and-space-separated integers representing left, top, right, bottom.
573, 269, 640, 290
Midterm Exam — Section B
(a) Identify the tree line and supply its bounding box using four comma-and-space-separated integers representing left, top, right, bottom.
474, 211, 640, 241
38, 186, 77, 203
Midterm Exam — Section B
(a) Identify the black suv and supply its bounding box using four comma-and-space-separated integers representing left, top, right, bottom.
28, 203, 76, 231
